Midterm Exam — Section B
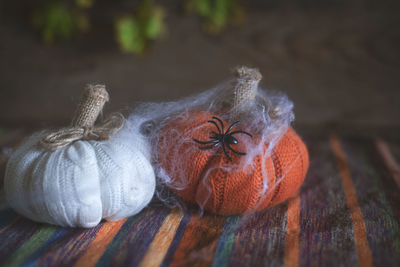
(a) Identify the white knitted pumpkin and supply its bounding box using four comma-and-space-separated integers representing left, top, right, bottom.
4, 85, 155, 228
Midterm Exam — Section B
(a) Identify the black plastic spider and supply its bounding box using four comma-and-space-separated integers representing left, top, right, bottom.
193, 116, 253, 161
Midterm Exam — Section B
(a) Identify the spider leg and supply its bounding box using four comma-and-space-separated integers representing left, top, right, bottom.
207, 120, 222, 134
226, 121, 240, 134
212, 117, 225, 133
222, 143, 233, 161
193, 138, 219, 145
199, 142, 220, 150
229, 130, 253, 138
227, 144, 247, 156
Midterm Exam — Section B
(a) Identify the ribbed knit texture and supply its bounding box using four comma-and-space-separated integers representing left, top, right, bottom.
158, 111, 309, 215
4, 119, 156, 228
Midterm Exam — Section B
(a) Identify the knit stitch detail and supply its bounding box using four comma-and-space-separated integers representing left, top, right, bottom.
158, 111, 309, 215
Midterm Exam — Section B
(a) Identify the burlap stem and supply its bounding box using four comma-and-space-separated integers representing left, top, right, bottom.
40, 84, 124, 151
71, 84, 109, 128
230, 66, 262, 121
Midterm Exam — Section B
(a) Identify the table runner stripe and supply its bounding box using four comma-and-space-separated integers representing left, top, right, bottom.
4, 225, 57, 266
139, 208, 184, 267
284, 193, 300, 267
376, 139, 400, 190
299, 137, 358, 266
36, 224, 103, 266
110, 208, 170, 266
74, 219, 127, 267
369, 139, 400, 228
167, 213, 226, 267
330, 135, 373, 267
211, 215, 241, 267
22, 228, 70, 267
227, 203, 288, 266
95, 215, 142, 267
342, 139, 400, 265
160, 212, 192, 267
0, 218, 40, 262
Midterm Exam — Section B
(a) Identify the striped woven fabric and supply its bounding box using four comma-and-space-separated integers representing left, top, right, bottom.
0, 129, 400, 267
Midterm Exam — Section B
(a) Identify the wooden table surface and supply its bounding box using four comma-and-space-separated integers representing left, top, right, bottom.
0, 0, 399, 129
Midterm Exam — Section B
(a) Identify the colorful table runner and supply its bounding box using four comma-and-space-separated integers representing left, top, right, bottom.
0, 129, 399, 267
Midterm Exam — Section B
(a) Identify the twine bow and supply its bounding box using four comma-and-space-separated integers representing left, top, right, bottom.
40, 84, 125, 151
40, 113, 125, 151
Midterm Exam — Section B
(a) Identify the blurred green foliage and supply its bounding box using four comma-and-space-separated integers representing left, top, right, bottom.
32, 0, 243, 54
186, 0, 244, 34
115, 0, 165, 54
75, 0, 94, 9
32, 1, 89, 44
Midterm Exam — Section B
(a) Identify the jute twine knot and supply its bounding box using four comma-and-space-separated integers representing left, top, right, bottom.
40, 84, 125, 151
230, 66, 262, 120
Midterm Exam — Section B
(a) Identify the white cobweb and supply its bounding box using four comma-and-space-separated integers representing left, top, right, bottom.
127, 67, 296, 216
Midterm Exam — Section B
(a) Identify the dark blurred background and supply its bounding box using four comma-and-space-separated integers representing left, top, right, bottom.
0, 0, 399, 135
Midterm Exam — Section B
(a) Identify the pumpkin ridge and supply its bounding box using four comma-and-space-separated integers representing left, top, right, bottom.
29, 150, 49, 221
52, 149, 73, 226
269, 128, 308, 207
251, 153, 271, 212
293, 134, 308, 202
93, 143, 118, 216
193, 148, 217, 213
26, 149, 46, 219
192, 121, 228, 213
213, 149, 229, 214
298, 133, 309, 179
179, 113, 230, 213
269, 150, 282, 205
166, 115, 215, 204
57, 151, 76, 226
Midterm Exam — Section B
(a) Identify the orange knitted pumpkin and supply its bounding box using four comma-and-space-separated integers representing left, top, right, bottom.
156, 66, 309, 215
158, 111, 308, 215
